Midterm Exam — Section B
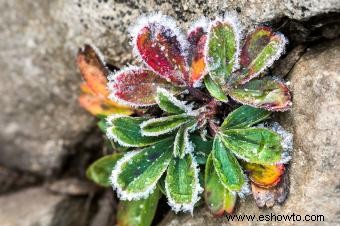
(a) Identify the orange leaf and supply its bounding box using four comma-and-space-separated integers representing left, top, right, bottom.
79, 94, 132, 116
77, 44, 109, 97
80, 82, 94, 95
187, 24, 207, 86
243, 162, 285, 188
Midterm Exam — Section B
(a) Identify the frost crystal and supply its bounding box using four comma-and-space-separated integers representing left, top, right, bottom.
183, 128, 194, 155
187, 16, 210, 34
237, 176, 252, 198
107, 66, 152, 107
242, 32, 288, 84
106, 125, 133, 147
140, 114, 191, 137
107, 65, 159, 107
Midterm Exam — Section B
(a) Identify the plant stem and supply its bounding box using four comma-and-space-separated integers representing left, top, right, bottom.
187, 86, 211, 102
208, 121, 219, 137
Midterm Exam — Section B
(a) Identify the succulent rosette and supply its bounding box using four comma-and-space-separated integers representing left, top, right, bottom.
81, 13, 293, 224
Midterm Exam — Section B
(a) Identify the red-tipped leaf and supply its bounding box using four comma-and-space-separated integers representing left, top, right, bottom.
238, 27, 287, 84
187, 19, 208, 86
229, 77, 292, 111
133, 15, 188, 86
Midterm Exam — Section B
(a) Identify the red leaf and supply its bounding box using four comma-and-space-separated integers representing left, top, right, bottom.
108, 67, 177, 107
133, 15, 188, 86
187, 20, 208, 87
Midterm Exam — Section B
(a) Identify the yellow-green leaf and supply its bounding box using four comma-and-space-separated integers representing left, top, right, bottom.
117, 188, 161, 226
86, 153, 123, 187
205, 154, 237, 216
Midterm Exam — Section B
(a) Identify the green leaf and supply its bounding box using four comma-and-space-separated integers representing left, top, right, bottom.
140, 114, 195, 136
229, 78, 292, 111
106, 116, 167, 147
86, 153, 123, 187
206, 18, 239, 87
220, 128, 282, 164
98, 118, 130, 151
212, 136, 244, 191
221, 105, 271, 130
239, 27, 287, 84
157, 176, 166, 196
97, 118, 107, 133
156, 88, 188, 114
117, 188, 161, 226
204, 75, 228, 102
205, 154, 237, 216
191, 135, 213, 165
165, 154, 202, 212
111, 138, 173, 200
173, 125, 192, 159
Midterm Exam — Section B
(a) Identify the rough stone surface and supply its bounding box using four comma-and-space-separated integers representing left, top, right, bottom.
56, 0, 340, 66
0, 1, 95, 176
0, 186, 88, 226
89, 191, 116, 226
159, 39, 340, 225
0, 165, 39, 194
46, 178, 98, 196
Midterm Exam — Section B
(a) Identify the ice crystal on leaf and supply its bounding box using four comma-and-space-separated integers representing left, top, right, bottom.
80, 13, 294, 224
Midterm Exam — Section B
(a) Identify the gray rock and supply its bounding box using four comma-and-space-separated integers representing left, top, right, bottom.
46, 178, 98, 196
0, 1, 94, 176
159, 39, 340, 225
55, 0, 340, 66
0, 186, 88, 226
90, 191, 116, 226
0, 165, 39, 194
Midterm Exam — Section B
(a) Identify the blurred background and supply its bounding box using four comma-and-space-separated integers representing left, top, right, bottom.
0, 1, 339, 225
